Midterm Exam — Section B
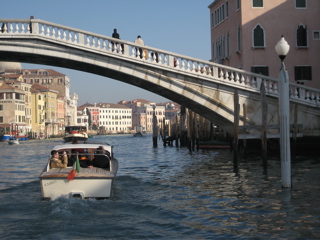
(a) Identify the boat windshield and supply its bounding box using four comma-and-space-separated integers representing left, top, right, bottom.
65, 126, 87, 134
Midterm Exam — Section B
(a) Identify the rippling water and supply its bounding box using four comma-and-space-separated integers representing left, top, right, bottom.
0, 134, 319, 239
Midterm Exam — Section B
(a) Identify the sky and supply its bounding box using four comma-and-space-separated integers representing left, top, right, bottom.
2, 0, 214, 105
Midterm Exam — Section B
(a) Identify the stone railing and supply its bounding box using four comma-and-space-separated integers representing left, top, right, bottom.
1, 18, 320, 108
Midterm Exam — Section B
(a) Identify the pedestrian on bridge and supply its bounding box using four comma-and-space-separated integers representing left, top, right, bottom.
112, 28, 120, 39
111, 28, 123, 53
134, 35, 145, 59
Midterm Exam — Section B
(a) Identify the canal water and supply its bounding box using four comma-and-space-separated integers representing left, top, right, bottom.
0, 134, 319, 239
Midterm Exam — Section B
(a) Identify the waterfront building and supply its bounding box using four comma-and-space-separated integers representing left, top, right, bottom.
97, 102, 132, 134
161, 101, 180, 126
118, 99, 151, 132
119, 99, 166, 133
2, 65, 78, 125
137, 103, 165, 133
8, 80, 32, 135
30, 87, 45, 138
208, 0, 320, 88
76, 108, 89, 130
31, 84, 59, 136
0, 82, 27, 135
65, 92, 78, 126
78, 103, 100, 130
57, 97, 65, 136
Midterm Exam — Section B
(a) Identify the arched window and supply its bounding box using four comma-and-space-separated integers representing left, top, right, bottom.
253, 25, 265, 47
297, 24, 307, 47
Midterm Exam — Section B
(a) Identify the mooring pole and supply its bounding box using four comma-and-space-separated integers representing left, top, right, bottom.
261, 81, 268, 173
278, 61, 291, 188
152, 105, 158, 148
275, 36, 291, 188
233, 90, 240, 172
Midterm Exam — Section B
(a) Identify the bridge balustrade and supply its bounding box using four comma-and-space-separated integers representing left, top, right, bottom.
1, 19, 320, 108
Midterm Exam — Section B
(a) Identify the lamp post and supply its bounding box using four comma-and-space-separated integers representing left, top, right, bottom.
275, 36, 291, 188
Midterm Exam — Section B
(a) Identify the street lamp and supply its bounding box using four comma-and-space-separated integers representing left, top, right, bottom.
275, 36, 291, 188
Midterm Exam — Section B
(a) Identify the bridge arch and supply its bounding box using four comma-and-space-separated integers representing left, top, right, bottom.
0, 19, 320, 135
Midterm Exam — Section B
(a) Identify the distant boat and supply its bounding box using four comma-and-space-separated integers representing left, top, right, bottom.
0, 134, 11, 141
8, 136, 19, 145
133, 132, 143, 137
63, 126, 88, 143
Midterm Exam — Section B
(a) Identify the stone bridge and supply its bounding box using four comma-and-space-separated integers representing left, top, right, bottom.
0, 19, 320, 137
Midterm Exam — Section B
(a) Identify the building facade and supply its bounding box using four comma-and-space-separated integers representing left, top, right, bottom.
78, 103, 100, 129
31, 84, 59, 136
98, 103, 132, 134
30, 87, 46, 138
119, 99, 167, 132
136, 104, 165, 132
0, 82, 27, 135
0, 63, 78, 137
208, 0, 320, 88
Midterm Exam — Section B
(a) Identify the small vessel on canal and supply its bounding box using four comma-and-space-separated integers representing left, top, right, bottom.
63, 125, 88, 143
39, 143, 118, 199
7, 136, 19, 145
133, 131, 143, 137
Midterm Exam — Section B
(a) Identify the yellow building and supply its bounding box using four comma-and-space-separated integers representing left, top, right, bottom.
31, 84, 59, 136
30, 87, 46, 138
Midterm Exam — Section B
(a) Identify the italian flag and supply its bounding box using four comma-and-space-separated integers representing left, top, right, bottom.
67, 154, 81, 181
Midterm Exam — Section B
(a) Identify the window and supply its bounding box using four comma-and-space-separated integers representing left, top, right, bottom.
211, 43, 215, 60
226, 1, 229, 17
253, 0, 263, 7
251, 66, 269, 76
6, 93, 13, 99
226, 33, 230, 57
297, 25, 307, 47
214, 4, 226, 26
211, 12, 214, 27
296, 0, 306, 8
237, 25, 242, 52
314, 31, 320, 40
0, 116, 3, 123
237, 0, 240, 10
295, 66, 312, 81
253, 25, 265, 47
0, 105, 3, 111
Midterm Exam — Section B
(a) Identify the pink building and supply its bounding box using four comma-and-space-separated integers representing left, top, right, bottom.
208, 0, 320, 88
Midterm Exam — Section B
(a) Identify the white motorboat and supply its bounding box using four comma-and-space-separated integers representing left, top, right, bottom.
39, 143, 118, 200
63, 126, 89, 143
8, 139, 19, 145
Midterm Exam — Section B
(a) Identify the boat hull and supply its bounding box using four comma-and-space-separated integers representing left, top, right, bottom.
40, 177, 114, 199
63, 133, 88, 142
39, 143, 118, 199
8, 140, 19, 145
